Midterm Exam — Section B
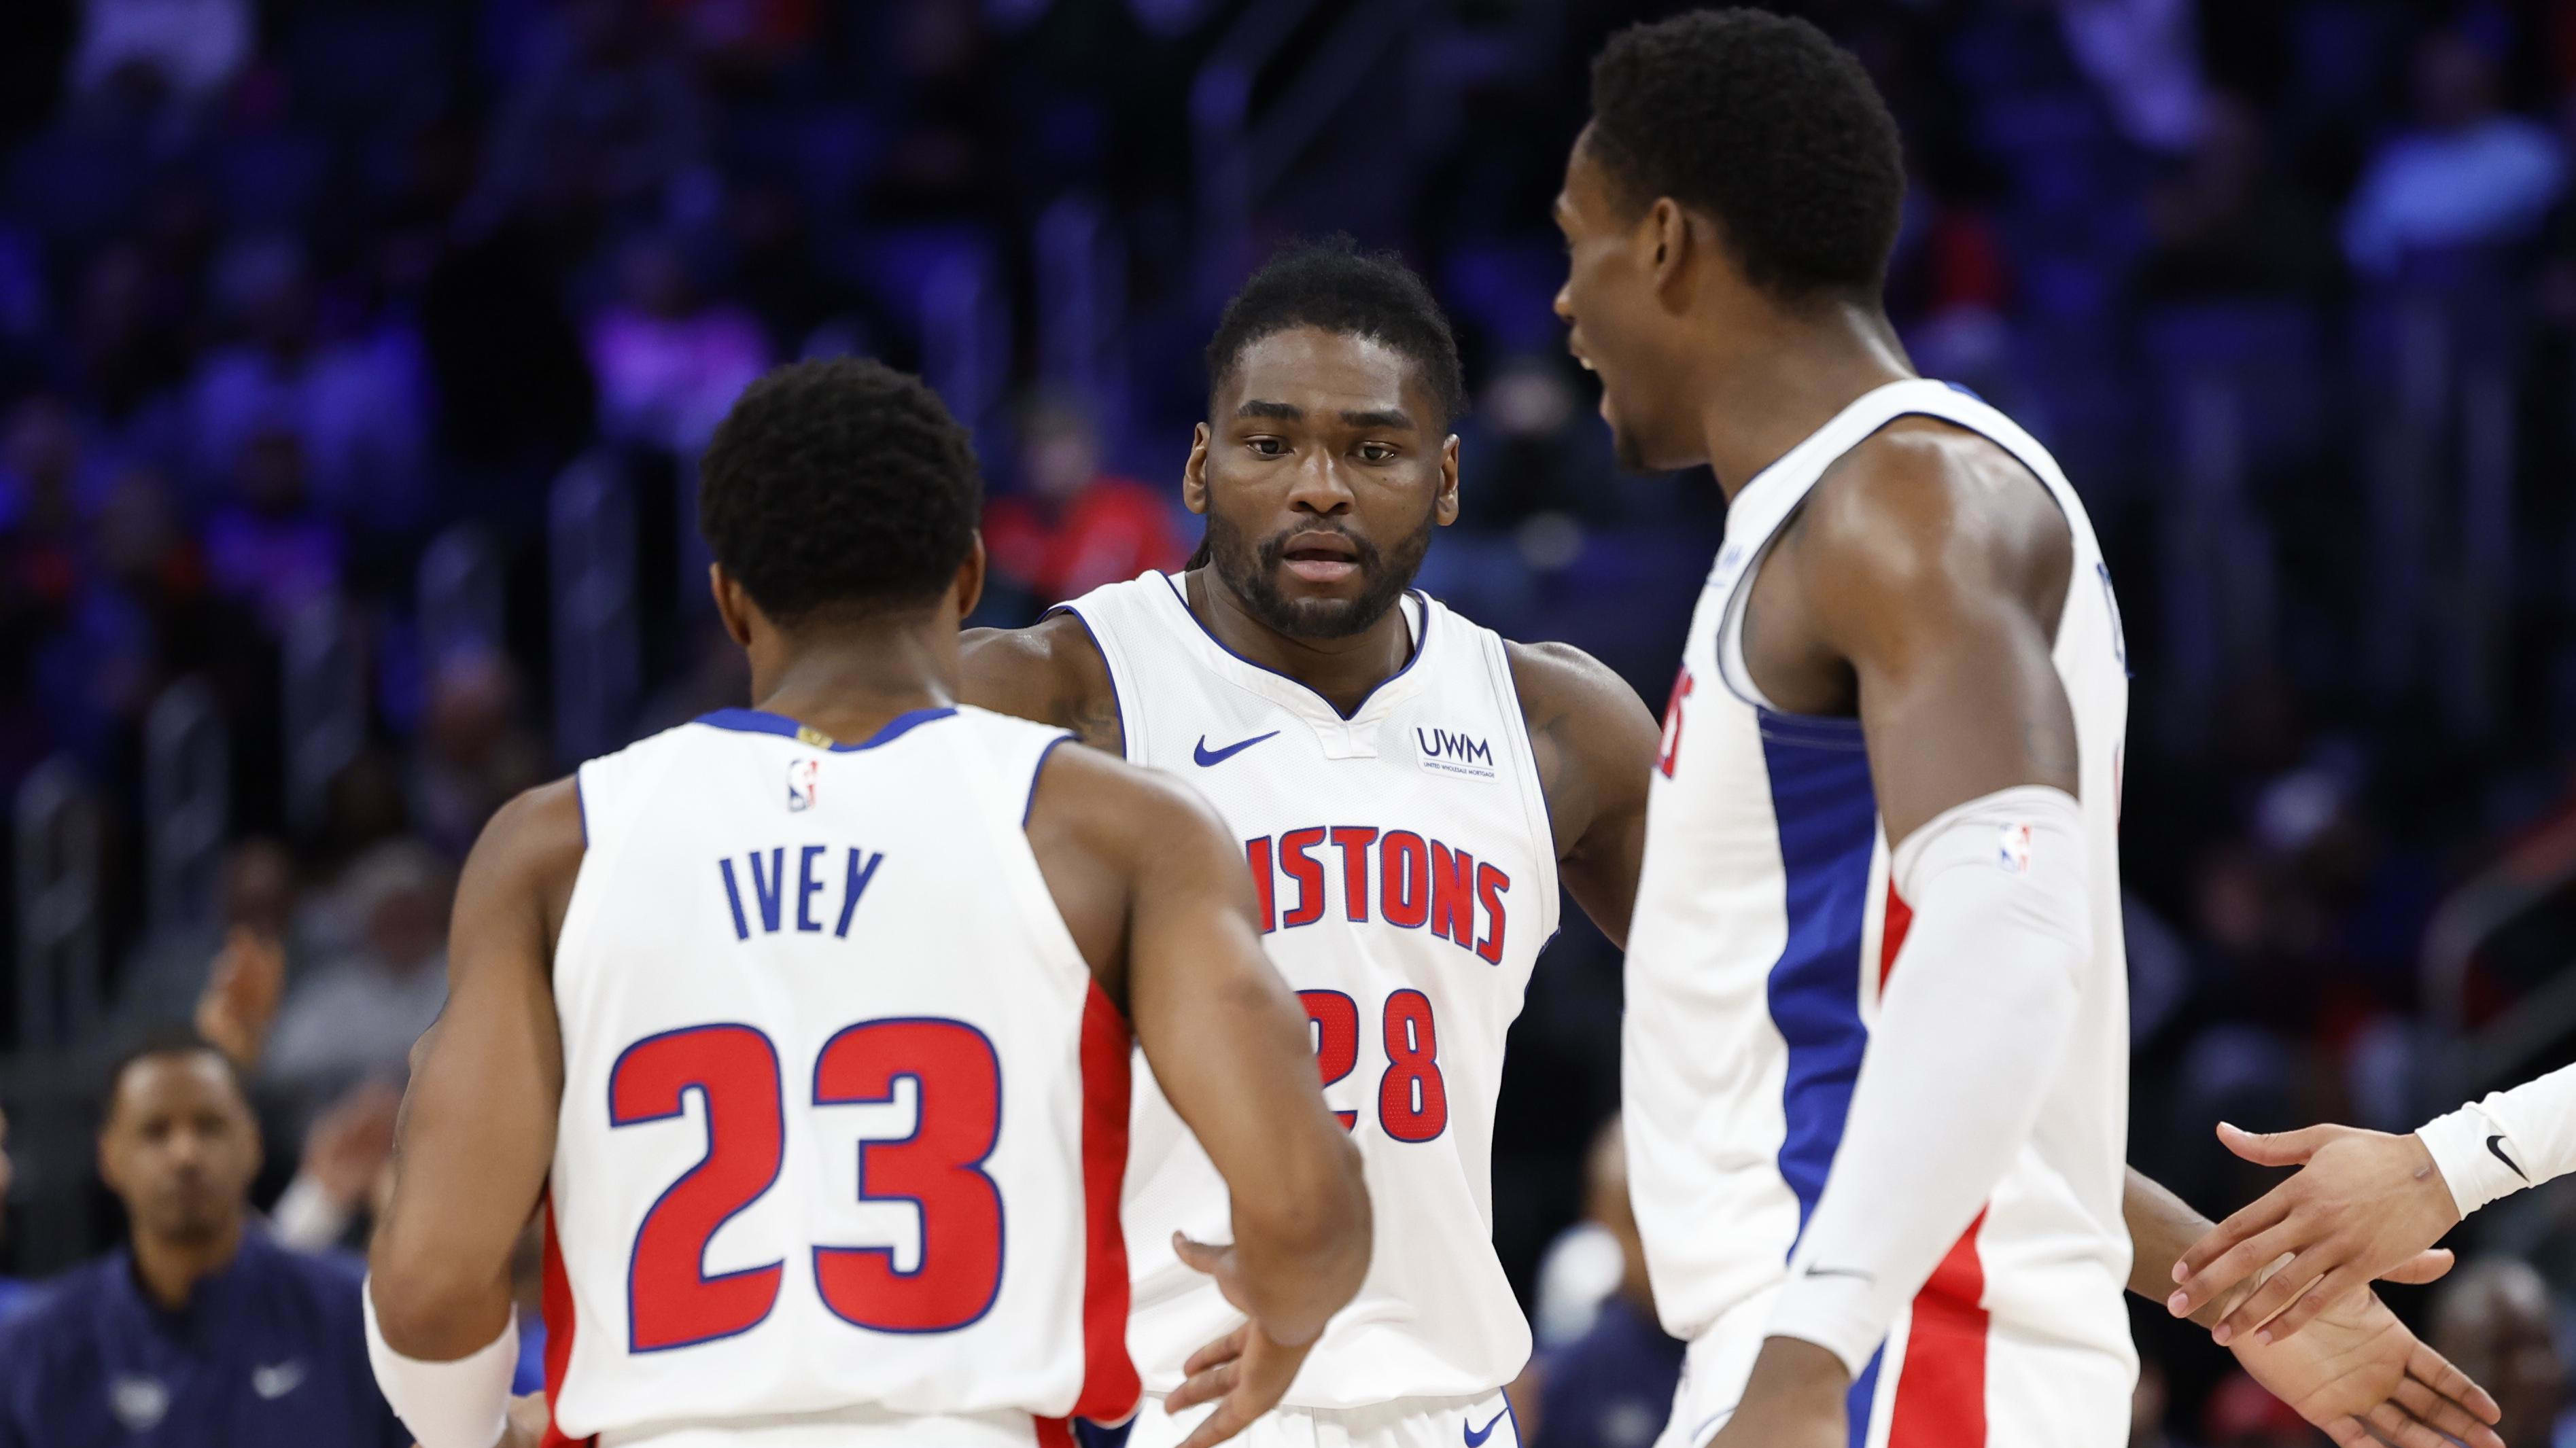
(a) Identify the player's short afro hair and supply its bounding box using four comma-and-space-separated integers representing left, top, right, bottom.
1587, 8, 1905, 301
1205, 236, 1467, 429
697, 357, 981, 626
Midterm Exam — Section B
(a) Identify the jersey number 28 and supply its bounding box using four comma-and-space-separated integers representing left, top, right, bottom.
607, 1019, 1004, 1352
1299, 989, 1448, 1142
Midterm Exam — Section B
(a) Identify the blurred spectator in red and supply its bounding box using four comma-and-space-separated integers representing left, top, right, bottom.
201, 429, 337, 635
2343, 26, 2564, 277
408, 646, 543, 860
656, 0, 819, 82
2431, 1258, 2566, 1448
984, 394, 1185, 603
586, 232, 768, 455
258, 841, 448, 1123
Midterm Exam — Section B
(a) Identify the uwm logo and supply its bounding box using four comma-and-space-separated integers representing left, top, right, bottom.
1244, 826, 1510, 965
1415, 726, 1497, 781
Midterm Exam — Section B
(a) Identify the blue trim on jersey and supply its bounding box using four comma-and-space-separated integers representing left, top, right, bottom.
1154, 571, 1431, 722
1024, 733, 1073, 828
1846, 1345, 1885, 1448
693, 706, 958, 750
1041, 605, 1128, 758
1756, 707, 1879, 1250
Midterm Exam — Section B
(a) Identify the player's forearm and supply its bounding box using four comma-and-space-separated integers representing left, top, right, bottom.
366, 1203, 518, 1357
2416, 1061, 2576, 1216
1226, 1130, 1371, 1346
1766, 787, 2089, 1375
2123, 1167, 2237, 1328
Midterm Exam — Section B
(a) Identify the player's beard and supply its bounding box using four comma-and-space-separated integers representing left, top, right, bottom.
1204, 499, 1435, 641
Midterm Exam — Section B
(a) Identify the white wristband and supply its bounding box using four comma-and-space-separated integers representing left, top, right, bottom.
363, 1277, 517, 1448
2416, 1061, 2576, 1218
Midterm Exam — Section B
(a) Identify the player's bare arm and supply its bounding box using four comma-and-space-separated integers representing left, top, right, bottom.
961, 612, 1126, 754
1712, 423, 2089, 1447
1506, 639, 1661, 949
2122, 1171, 2500, 1448
1025, 741, 1370, 1448
366, 777, 581, 1448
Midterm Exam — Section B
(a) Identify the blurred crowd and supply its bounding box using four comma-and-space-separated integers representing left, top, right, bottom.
5, 1, 2576, 1443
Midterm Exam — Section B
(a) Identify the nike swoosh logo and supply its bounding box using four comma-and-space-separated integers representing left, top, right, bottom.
2488, 1133, 2530, 1182
1802, 1264, 1876, 1282
1194, 731, 1279, 767
1464, 1407, 1509, 1447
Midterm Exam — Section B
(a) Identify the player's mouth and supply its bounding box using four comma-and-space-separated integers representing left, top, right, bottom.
1279, 530, 1362, 585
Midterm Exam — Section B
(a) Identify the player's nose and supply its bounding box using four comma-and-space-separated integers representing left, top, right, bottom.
1286, 448, 1357, 514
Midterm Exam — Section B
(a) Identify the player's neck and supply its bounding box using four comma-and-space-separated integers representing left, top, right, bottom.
749, 626, 958, 743
1185, 567, 1412, 716
129, 1212, 243, 1311
1696, 299, 1913, 501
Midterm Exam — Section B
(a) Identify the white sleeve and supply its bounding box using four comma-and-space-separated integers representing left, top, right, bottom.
2415, 1061, 2576, 1218
363, 1277, 515, 1448
1766, 785, 2091, 1377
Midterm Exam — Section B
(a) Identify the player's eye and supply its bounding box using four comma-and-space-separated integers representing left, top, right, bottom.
1358, 443, 1397, 463
1247, 436, 1287, 457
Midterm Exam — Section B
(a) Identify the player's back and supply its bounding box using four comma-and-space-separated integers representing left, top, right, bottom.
541, 704, 1136, 1448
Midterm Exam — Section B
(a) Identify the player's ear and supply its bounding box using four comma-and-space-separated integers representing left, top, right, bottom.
952, 534, 986, 622
1648, 198, 1692, 312
1181, 422, 1213, 517
708, 564, 755, 648
1435, 434, 1461, 527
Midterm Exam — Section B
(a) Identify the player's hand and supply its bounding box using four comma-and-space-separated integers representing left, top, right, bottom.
2225, 1286, 2501, 1448
2166, 1121, 2462, 1345
1702, 1337, 1847, 1448
196, 925, 286, 1070
1164, 1320, 1311, 1448
1166, 1234, 1318, 1448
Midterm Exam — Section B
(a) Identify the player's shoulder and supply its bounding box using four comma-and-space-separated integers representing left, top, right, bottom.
1026, 732, 1218, 847
959, 610, 1121, 749
1503, 638, 1650, 732
1793, 414, 2069, 594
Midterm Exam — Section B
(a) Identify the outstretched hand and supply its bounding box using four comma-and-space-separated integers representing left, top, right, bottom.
196, 925, 286, 1070
2167, 1122, 2461, 1345
2225, 1286, 2500, 1448
1164, 1233, 1319, 1448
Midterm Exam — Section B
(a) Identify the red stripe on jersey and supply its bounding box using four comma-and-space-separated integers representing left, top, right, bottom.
538, 1197, 597, 1448
1877, 881, 1914, 989
1034, 1417, 1077, 1448
1072, 983, 1142, 1421
1885, 1212, 1990, 1448
1875, 881, 1988, 1448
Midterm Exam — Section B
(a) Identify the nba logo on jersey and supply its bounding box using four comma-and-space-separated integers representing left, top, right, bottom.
786, 757, 819, 811
1997, 820, 2032, 872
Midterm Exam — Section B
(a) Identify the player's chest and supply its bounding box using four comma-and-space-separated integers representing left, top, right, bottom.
1134, 692, 1546, 969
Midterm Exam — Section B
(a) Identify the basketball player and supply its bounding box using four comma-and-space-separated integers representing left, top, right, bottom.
360, 359, 1370, 1448
2168, 1061, 2576, 1347
1556, 12, 2504, 1448
959, 241, 1670, 1448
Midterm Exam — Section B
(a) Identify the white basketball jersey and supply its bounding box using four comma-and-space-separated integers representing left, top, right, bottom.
1624, 383, 2135, 1415
542, 705, 1138, 1443
1062, 573, 1558, 1408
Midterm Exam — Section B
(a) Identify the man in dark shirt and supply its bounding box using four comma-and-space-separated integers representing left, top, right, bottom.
0, 1034, 406, 1448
